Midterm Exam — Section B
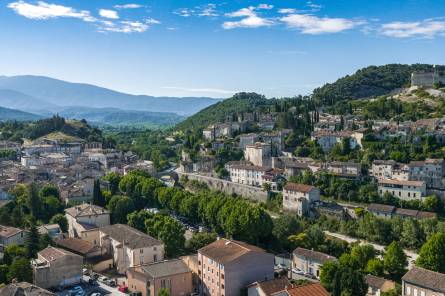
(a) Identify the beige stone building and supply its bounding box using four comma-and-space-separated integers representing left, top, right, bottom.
378, 179, 426, 201
292, 247, 336, 279
98, 224, 165, 274
365, 275, 396, 296
283, 183, 320, 216
32, 246, 83, 289
198, 238, 274, 296
127, 259, 193, 296
244, 142, 272, 167
0, 225, 28, 246
402, 267, 445, 296
65, 203, 110, 239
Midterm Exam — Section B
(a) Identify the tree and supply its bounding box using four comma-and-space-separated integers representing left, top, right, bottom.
0, 265, 8, 284
350, 244, 376, 270
103, 172, 121, 195
320, 261, 367, 296
50, 214, 68, 233
272, 214, 302, 251
186, 232, 217, 252
2, 245, 27, 265
108, 195, 135, 224
383, 241, 407, 280
146, 215, 185, 258
366, 258, 384, 277
7, 257, 32, 282
157, 288, 170, 296
92, 179, 106, 207
39, 184, 60, 198
416, 232, 445, 273
27, 183, 42, 219
39, 234, 53, 250
25, 222, 40, 258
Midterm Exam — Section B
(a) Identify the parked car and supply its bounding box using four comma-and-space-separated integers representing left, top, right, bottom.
118, 286, 128, 293
98, 276, 109, 283
90, 273, 99, 280
105, 279, 116, 287
82, 268, 90, 276
88, 279, 98, 286
292, 268, 304, 275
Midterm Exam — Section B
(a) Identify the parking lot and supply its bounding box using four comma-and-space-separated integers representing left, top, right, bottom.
54, 275, 127, 296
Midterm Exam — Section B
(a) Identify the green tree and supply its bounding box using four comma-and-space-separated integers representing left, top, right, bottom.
27, 183, 42, 219
146, 215, 185, 258
127, 210, 153, 232
25, 222, 40, 258
383, 241, 407, 280
108, 195, 135, 224
0, 265, 8, 284
92, 179, 106, 207
7, 257, 32, 282
272, 214, 302, 251
49, 213, 68, 233
2, 245, 27, 265
39, 234, 53, 250
39, 184, 60, 198
103, 172, 121, 195
157, 288, 170, 296
185, 232, 217, 252
350, 244, 376, 270
416, 232, 445, 273
366, 258, 385, 277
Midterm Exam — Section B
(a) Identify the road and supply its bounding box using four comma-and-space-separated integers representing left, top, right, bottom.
324, 231, 418, 268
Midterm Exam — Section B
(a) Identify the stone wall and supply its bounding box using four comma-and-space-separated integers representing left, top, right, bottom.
411, 72, 445, 87
177, 172, 268, 202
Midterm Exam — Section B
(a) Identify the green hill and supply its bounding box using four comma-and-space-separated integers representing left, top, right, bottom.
312, 64, 445, 105
0, 106, 42, 121
175, 92, 273, 131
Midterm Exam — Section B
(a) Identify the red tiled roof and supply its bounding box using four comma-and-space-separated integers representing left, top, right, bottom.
198, 238, 266, 264
284, 182, 316, 193
286, 283, 330, 296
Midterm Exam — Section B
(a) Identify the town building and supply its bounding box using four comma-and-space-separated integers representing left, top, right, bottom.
127, 259, 193, 296
0, 225, 28, 246
283, 183, 320, 216
38, 224, 63, 240
285, 283, 330, 296
311, 130, 359, 152
0, 282, 55, 296
244, 142, 272, 167
365, 275, 396, 296
198, 238, 274, 296
124, 160, 156, 176
378, 179, 426, 201
402, 266, 445, 296
238, 134, 259, 149
325, 161, 362, 179
292, 247, 337, 279
227, 164, 271, 187
247, 277, 291, 296
65, 203, 110, 238
98, 224, 165, 274
32, 246, 83, 289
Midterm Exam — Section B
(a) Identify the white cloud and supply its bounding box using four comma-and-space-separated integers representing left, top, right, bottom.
7, 0, 95, 22
145, 17, 160, 25
114, 4, 143, 9
99, 20, 149, 33
223, 7, 274, 29
380, 20, 445, 38
198, 4, 218, 17
99, 9, 119, 19
257, 4, 274, 10
280, 13, 363, 34
278, 8, 298, 14
173, 8, 195, 17
306, 1, 322, 11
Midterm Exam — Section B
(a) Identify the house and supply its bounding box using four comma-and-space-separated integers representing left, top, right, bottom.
244, 142, 272, 167
32, 246, 83, 289
227, 164, 271, 187
282, 183, 320, 217
325, 161, 362, 179
65, 203, 110, 239
0, 282, 55, 296
367, 203, 396, 219
402, 266, 445, 296
316, 202, 347, 220
0, 225, 28, 246
124, 160, 156, 176
378, 179, 426, 201
38, 224, 63, 240
247, 277, 291, 296
198, 238, 274, 296
365, 275, 396, 296
311, 130, 359, 152
292, 247, 337, 279
371, 160, 398, 180
127, 259, 193, 296
285, 283, 330, 296
55, 238, 112, 272
98, 224, 165, 274
239, 134, 259, 149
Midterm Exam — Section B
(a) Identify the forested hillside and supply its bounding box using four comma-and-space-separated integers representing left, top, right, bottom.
175, 92, 273, 131
0, 115, 103, 142
312, 64, 444, 105
0, 106, 42, 122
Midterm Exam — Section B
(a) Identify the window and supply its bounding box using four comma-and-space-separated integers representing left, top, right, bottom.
153, 254, 158, 262
198, 261, 201, 265
221, 274, 224, 279
140, 249, 144, 254
413, 288, 418, 296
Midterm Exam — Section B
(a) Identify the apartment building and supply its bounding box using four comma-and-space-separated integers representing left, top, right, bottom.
32, 246, 83, 289
244, 142, 272, 167
378, 179, 426, 201
227, 164, 270, 187
127, 259, 193, 296
198, 238, 274, 296
65, 203, 110, 238
282, 183, 320, 216
402, 267, 445, 296
292, 247, 337, 279
99, 224, 165, 274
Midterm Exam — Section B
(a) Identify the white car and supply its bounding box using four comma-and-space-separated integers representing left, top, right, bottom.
292, 268, 305, 275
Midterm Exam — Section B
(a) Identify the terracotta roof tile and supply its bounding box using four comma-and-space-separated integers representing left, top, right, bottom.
199, 238, 266, 264
402, 267, 445, 292
286, 283, 330, 296
284, 183, 316, 193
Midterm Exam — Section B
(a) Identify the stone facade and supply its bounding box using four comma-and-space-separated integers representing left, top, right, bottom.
244, 142, 272, 167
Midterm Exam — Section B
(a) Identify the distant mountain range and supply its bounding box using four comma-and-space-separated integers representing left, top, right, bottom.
0, 106, 42, 122
0, 75, 222, 126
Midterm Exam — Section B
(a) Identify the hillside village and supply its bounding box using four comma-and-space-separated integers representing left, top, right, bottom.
1, 66, 445, 296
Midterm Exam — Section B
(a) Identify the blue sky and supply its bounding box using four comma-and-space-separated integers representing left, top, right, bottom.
1, 0, 445, 98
